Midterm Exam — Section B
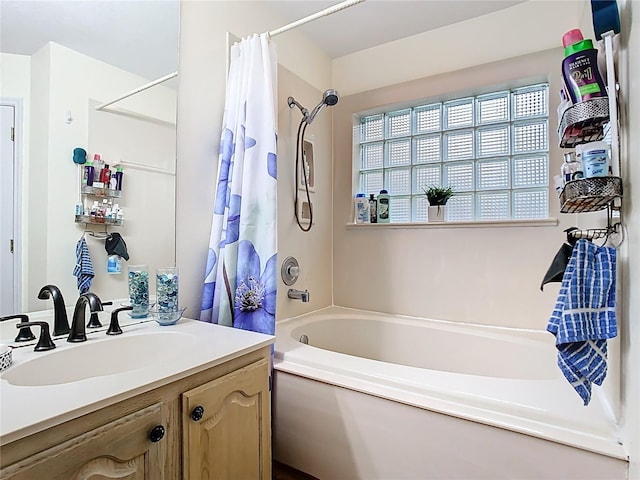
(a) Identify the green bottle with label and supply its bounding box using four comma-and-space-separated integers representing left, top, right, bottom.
377, 189, 390, 223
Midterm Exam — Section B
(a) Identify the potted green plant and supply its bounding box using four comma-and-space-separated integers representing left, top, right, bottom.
423, 186, 455, 222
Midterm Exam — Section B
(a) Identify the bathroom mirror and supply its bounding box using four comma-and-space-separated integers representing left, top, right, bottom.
0, 1, 179, 325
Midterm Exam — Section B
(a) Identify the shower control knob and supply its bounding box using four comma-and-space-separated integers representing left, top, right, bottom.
148, 425, 165, 442
191, 405, 205, 422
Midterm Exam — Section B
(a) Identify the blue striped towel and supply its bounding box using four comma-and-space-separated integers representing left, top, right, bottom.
547, 239, 617, 405
73, 237, 94, 294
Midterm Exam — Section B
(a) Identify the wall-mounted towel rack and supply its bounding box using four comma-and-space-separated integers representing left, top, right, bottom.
83, 223, 110, 240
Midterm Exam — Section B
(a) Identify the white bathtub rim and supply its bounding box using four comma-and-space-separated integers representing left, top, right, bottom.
278, 305, 552, 342
275, 307, 626, 461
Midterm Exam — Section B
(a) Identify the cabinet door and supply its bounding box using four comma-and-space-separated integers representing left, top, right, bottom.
182, 358, 271, 480
1, 403, 166, 480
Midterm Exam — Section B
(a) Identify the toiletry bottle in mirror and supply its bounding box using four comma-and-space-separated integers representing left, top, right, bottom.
100, 164, 111, 184
93, 154, 104, 183
83, 161, 94, 187
115, 166, 124, 190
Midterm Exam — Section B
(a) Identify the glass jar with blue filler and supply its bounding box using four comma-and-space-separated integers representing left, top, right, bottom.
127, 265, 149, 318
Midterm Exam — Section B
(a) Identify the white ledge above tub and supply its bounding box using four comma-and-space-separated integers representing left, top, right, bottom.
346, 218, 559, 229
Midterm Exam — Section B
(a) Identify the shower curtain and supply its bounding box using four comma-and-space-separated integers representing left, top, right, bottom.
200, 33, 277, 337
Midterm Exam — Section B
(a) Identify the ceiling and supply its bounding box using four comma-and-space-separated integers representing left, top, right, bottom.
0, 0, 525, 82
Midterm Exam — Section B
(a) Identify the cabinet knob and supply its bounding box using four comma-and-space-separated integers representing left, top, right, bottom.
148, 425, 166, 443
191, 405, 205, 422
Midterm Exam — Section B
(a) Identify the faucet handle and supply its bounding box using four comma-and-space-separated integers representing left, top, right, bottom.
107, 306, 133, 336
1, 314, 36, 342
16, 322, 56, 351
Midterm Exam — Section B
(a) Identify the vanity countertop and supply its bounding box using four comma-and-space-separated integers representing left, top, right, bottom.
0, 319, 274, 445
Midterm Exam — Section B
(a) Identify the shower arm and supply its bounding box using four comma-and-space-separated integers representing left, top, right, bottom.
306, 103, 326, 125
288, 97, 309, 120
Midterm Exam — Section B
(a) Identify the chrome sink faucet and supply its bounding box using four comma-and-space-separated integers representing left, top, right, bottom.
68, 293, 103, 343
288, 288, 310, 303
38, 285, 70, 336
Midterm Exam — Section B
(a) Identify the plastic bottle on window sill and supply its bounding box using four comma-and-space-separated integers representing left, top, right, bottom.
354, 193, 370, 224
368, 194, 377, 223
377, 190, 390, 223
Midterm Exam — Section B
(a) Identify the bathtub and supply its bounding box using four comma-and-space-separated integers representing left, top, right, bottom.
273, 307, 628, 480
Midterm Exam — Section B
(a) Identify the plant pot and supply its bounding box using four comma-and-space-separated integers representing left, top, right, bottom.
428, 205, 445, 222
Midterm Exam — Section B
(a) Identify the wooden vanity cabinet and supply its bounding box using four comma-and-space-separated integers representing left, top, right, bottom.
0, 346, 272, 480
1, 402, 166, 480
183, 357, 271, 479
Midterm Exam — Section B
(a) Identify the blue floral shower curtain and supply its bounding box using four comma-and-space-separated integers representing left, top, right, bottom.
200, 34, 277, 336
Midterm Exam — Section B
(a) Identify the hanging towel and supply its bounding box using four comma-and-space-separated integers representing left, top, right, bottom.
73, 237, 94, 294
547, 239, 617, 405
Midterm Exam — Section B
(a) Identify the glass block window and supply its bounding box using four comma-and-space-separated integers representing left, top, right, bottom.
357, 84, 549, 222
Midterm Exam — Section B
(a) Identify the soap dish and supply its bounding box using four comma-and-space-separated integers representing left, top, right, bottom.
0, 344, 13, 372
149, 307, 187, 326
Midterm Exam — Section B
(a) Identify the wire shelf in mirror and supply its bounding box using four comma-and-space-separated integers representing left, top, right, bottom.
81, 185, 122, 198
75, 215, 124, 227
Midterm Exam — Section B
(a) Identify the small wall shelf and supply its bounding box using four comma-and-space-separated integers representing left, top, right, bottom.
75, 215, 124, 227
558, 97, 609, 148
81, 185, 122, 198
559, 177, 623, 214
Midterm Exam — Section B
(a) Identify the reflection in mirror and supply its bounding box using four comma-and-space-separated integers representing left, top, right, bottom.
0, 1, 179, 334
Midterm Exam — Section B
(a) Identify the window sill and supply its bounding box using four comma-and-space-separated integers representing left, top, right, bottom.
345, 218, 559, 229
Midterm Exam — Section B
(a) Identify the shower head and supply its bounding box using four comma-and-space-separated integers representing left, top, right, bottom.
288, 89, 340, 125
307, 89, 340, 124
322, 89, 339, 106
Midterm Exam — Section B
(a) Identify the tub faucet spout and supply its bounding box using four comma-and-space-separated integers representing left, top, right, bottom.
288, 288, 310, 303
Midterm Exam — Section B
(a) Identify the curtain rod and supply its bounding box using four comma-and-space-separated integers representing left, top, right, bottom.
268, 0, 366, 38
96, 71, 178, 111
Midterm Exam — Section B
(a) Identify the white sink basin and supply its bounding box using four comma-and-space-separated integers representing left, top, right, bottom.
1, 331, 196, 386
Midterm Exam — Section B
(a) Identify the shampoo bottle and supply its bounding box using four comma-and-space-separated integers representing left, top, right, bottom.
561, 29, 607, 104
114, 166, 124, 190
93, 154, 103, 183
368, 194, 377, 223
576, 141, 610, 178
377, 190, 390, 223
83, 161, 94, 187
354, 193, 370, 224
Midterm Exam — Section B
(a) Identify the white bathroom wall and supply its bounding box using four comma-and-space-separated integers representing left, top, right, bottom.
329, 0, 607, 328
332, 48, 571, 330
332, 0, 591, 95
24, 42, 176, 310
276, 66, 333, 318
176, 1, 333, 319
